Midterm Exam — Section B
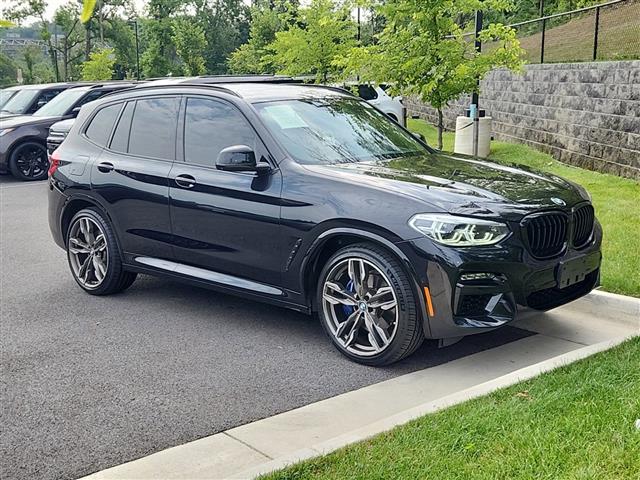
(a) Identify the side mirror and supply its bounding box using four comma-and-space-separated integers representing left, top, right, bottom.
71, 106, 82, 117
413, 132, 426, 142
216, 145, 269, 173
36, 99, 47, 108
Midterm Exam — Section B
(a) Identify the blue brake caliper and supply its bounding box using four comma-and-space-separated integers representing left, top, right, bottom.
342, 280, 356, 317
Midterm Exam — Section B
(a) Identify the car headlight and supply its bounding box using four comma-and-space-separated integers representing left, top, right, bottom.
0, 128, 15, 137
409, 213, 510, 246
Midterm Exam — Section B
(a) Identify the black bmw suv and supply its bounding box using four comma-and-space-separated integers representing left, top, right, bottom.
47, 80, 602, 366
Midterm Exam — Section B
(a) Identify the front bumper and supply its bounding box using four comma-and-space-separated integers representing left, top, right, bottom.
398, 220, 603, 339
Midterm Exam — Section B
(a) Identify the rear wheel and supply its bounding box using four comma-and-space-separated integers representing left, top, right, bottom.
317, 243, 424, 366
66, 208, 137, 295
9, 141, 49, 181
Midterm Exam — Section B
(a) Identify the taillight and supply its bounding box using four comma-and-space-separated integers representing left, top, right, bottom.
48, 149, 60, 177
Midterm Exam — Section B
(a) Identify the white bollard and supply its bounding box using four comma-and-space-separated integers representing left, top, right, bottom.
454, 115, 492, 158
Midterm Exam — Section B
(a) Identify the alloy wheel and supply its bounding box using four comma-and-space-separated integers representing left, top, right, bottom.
68, 216, 109, 289
14, 145, 48, 179
322, 257, 399, 357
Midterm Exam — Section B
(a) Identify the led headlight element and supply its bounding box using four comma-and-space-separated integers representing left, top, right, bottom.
409, 214, 510, 246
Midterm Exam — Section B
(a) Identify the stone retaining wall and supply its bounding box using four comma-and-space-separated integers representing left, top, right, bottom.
404, 61, 640, 179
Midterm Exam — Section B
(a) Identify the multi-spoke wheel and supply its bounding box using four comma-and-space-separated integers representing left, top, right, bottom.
9, 142, 49, 181
317, 244, 424, 366
66, 208, 137, 295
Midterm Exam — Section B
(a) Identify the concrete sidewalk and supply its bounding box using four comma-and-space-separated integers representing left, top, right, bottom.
82, 290, 639, 480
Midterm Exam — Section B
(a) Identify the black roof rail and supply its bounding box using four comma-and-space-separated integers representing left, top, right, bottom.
191, 74, 298, 84
112, 82, 243, 98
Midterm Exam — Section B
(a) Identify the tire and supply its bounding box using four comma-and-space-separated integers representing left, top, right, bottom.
317, 243, 424, 366
66, 207, 137, 295
9, 141, 49, 181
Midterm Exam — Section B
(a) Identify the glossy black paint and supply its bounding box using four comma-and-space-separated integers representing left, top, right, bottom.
48, 83, 602, 340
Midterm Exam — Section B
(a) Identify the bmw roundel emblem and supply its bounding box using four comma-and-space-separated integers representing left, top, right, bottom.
550, 197, 566, 206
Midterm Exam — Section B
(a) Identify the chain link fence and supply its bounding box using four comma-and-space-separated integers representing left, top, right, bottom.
483, 0, 640, 63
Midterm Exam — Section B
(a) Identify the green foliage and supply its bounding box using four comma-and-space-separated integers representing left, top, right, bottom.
228, 0, 297, 74
0, 52, 17, 86
172, 18, 207, 76
141, 0, 181, 77
270, 0, 356, 82
341, 0, 524, 148
81, 47, 115, 80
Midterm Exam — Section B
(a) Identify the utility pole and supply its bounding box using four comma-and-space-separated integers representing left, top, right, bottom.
129, 20, 140, 80
471, 10, 483, 157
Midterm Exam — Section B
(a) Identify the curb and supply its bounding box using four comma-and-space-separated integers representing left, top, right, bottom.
234, 333, 637, 479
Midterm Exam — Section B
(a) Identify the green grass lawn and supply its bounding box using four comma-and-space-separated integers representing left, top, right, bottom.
263, 337, 640, 480
408, 119, 640, 298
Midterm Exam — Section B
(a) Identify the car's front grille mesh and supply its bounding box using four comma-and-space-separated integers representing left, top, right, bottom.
573, 204, 595, 248
524, 213, 568, 258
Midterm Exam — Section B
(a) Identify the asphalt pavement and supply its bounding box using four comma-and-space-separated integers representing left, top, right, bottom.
0, 177, 532, 480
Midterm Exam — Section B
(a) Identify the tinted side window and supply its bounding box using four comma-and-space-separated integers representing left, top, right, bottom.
357, 85, 378, 101
29, 90, 61, 113
85, 103, 122, 147
75, 90, 107, 110
110, 101, 135, 152
184, 97, 257, 166
128, 97, 180, 160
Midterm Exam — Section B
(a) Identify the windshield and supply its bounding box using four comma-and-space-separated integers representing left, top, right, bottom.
254, 97, 426, 165
0, 89, 19, 109
33, 87, 88, 117
1, 89, 39, 114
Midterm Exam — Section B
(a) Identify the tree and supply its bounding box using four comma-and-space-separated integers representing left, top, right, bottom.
3, 0, 60, 80
141, 0, 181, 77
269, 0, 356, 82
81, 47, 115, 80
228, 0, 298, 74
53, 3, 85, 80
0, 53, 17, 86
193, 0, 251, 74
342, 0, 524, 149
172, 18, 207, 75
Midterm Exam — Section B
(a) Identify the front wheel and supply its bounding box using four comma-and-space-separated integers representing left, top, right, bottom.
9, 142, 49, 181
317, 243, 424, 366
66, 208, 137, 295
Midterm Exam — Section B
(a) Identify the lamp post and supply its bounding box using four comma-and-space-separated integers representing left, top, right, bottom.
128, 20, 140, 80
471, 10, 483, 157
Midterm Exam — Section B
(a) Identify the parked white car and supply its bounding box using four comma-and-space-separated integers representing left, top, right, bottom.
340, 83, 407, 127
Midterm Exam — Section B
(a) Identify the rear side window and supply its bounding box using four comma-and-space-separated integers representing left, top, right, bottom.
183, 97, 257, 166
357, 85, 378, 101
128, 97, 180, 160
85, 103, 122, 147
110, 101, 135, 152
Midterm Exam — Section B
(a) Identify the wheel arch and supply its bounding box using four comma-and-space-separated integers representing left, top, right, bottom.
300, 228, 425, 317
60, 195, 115, 245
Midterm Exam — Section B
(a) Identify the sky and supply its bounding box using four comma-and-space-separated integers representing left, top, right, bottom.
41, 0, 255, 20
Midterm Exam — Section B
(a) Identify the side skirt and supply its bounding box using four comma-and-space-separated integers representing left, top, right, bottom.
125, 256, 311, 314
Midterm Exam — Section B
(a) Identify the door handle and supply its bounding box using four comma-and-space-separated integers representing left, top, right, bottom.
97, 161, 114, 173
175, 174, 196, 189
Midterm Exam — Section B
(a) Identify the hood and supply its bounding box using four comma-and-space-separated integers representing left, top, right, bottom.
0, 115, 63, 129
308, 152, 588, 220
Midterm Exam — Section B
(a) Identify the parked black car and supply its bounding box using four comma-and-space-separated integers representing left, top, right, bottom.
47, 80, 602, 366
0, 82, 137, 181
0, 82, 81, 118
